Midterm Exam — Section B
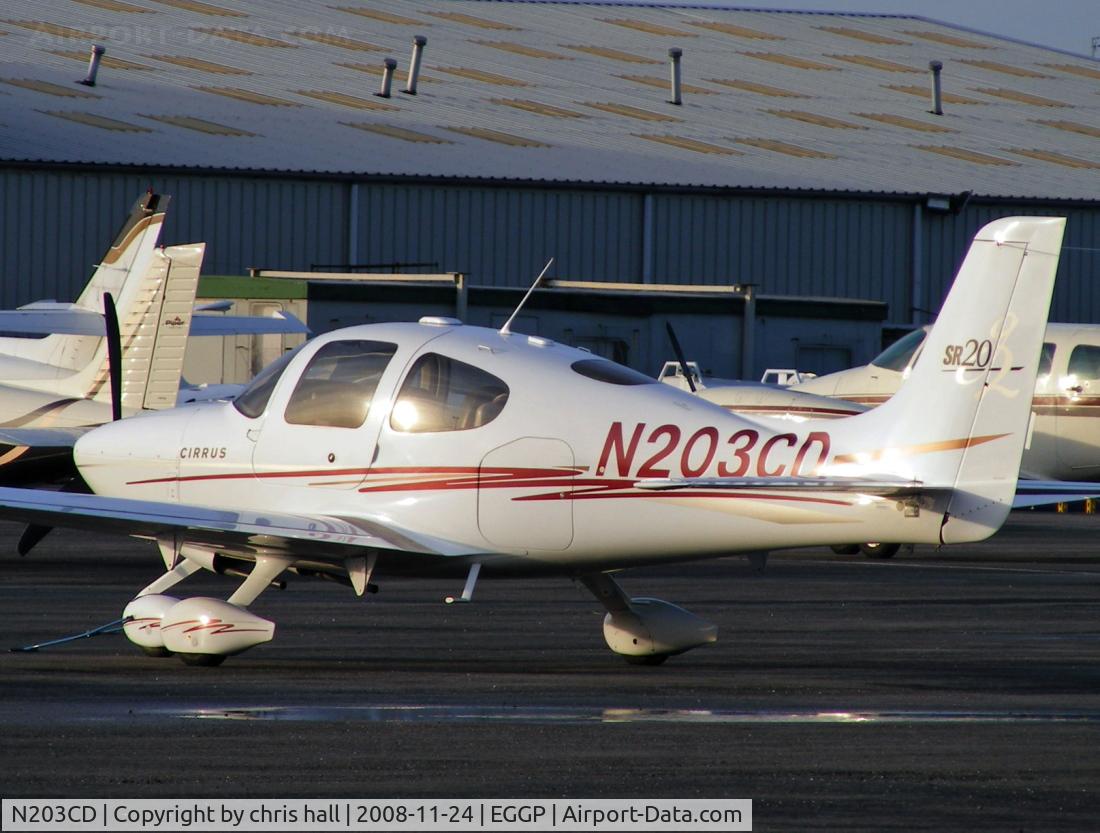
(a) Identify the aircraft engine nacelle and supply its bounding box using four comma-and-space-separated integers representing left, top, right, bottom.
602, 598, 717, 662
122, 594, 181, 657
159, 597, 275, 662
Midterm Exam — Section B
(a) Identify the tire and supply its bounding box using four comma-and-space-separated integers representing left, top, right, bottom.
623, 653, 669, 666
860, 542, 900, 559
830, 544, 861, 555
178, 652, 227, 667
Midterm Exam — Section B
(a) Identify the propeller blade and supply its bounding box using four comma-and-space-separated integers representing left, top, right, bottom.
665, 321, 697, 393
103, 291, 122, 421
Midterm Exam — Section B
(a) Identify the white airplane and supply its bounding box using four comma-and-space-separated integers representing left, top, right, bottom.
0, 217, 1083, 666
0, 193, 305, 482
791, 323, 1100, 483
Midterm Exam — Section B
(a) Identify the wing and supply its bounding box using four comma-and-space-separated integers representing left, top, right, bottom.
0, 307, 105, 336
189, 311, 309, 336
635, 474, 943, 498
0, 485, 481, 563
1012, 481, 1100, 508
0, 428, 87, 487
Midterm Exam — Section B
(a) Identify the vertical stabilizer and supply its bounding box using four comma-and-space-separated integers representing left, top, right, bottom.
0, 193, 169, 383
826, 217, 1065, 543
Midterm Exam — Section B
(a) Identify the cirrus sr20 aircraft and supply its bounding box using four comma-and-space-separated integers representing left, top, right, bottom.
0, 217, 1085, 666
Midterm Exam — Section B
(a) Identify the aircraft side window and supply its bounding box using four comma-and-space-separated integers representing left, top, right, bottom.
390, 353, 509, 433
1038, 343, 1056, 377
571, 359, 655, 385
233, 344, 305, 419
1067, 345, 1100, 383
284, 340, 398, 429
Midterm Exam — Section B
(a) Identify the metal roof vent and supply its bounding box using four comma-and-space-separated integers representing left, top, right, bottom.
668, 47, 682, 105
377, 58, 397, 98
404, 35, 427, 95
929, 60, 943, 115
78, 44, 106, 87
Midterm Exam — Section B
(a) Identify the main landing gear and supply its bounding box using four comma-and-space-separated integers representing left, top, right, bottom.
830, 542, 901, 559
580, 572, 717, 665
121, 544, 305, 666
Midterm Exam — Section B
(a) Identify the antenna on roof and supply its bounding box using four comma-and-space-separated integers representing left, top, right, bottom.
500, 257, 554, 336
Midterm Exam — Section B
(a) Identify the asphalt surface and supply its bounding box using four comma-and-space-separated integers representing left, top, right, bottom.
3, 513, 1100, 831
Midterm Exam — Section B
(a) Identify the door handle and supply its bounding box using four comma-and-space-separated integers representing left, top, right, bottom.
246, 428, 261, 441
1067, 385, 1084, 394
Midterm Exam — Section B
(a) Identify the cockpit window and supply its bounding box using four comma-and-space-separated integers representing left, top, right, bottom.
571, 359, 655, 386
1068, 345, 1100, 382
871, 329, 927, 372
284, 340, 397, 428
233, 345, 304, 419
390, 353, 508, 433
1038, 343, 1056, 377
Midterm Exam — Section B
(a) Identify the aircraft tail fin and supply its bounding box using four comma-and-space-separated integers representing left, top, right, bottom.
827, 217, 1065, 543
74, 191, 169, 313
84, 242, 206, 411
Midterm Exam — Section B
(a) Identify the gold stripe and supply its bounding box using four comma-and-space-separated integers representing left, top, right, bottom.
833, 433, 1009, 465
101, 214, 161, 265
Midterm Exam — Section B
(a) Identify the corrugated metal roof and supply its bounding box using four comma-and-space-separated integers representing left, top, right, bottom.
1, 1, 1099, 199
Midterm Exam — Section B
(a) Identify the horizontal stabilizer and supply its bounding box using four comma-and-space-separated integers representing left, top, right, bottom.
0, 309, 308, 337
0, 309, 105, 336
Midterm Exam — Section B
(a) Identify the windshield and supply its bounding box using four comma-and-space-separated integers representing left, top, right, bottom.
871, 329, 927, 372
233, 344, 305, 418
284, 340, 398, 428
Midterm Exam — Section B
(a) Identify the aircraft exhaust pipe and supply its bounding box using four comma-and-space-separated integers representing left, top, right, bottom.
405, 35, 427, 95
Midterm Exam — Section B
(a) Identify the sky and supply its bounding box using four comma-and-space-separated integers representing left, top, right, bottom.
651, 0, 1098, 57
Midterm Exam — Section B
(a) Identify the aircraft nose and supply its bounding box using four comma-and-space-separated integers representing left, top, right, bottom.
74, 412, 187, 497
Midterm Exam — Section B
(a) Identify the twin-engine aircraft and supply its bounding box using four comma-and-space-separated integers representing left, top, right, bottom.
0, 218, 1076, 666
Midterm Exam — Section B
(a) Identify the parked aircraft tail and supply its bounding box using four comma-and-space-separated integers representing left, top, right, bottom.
825, 217, 1065, 543
85, 242, 206, 411
0, 192, 169, 395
